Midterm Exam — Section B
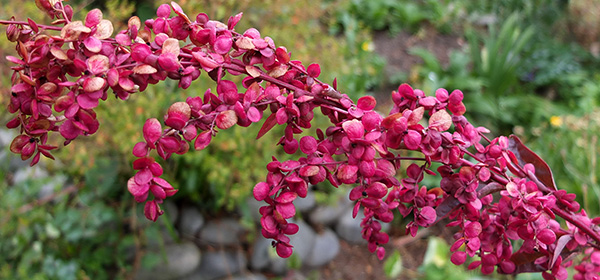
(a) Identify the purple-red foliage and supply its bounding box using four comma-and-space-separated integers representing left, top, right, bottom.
2, 1, 600, 278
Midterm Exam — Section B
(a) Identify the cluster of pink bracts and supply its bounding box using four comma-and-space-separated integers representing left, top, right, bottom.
3, 1, 600, 279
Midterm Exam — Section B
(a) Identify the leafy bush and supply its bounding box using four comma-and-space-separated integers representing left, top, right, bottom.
522, 110, 600, 216
0, 157, 133, 279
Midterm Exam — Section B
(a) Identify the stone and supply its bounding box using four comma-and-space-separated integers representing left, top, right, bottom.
308, 189, 353, 226
249, 236, 271, 271
226, 273, 267, 280
243, 197, 264, 222
293, 190, 316, 213
308, 204, 346, 226
268, 255, 289, 276
288, 219, 316, 263
12, 166, 49, 185
163, 201, 179, 225
248, 236, 293, 275
178, 206, 205, 238
335, 207, 366, 244
135, 241, 201, 280
183, 250, 247, 280
305, 228, 340, 267
38, 174, 67, 199
199, 218, 246, 246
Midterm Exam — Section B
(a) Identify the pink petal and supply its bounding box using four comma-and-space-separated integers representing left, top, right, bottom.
376, 159, 396, 178
357, 96, 376, 111
337, 164, 358, 182
275, 192, 297, 204
299, 136, 317, 154
83, 36, 102, 53
152, 177, 172, 189
253, 182, 270, 201
282, 223, 299, 235
127, 177, 149, 197
397, 83, 415, 100
86, 55, 109, 75
283, 138, 298, 154
276, 243, 293, 258
194, 130, 212, 150
156, 4, 171, 17
276, 108, 288, 125
115, 33, 130, 45
275, 47, 290, 63
276, 202, 296, 219
158, 53, 180, 72
428, 110, 452, 131
58, 119, 80, 140
417, 206, 436, 226
365, 182, 387, 198
149, 162, 163, 177
451, 251, 467, 265
76, 93, 99, 109
216, 110, 238, 130
159, 136, 180, 153
150, 184, 167, 200
449, 90, 464, 104
464, 221, 482, 238
404, 130, 422, 150
435, 88, 449, 102
260, 215, 277, 234
307, 63, 321, 78
247, 107, 262, 123
217, 80, 239, 105
505, 182, 519, 197
131, 44, 152, 63
143, 118, 162, 147
134, 168, 153, 185
85, 9, 103, 27
144, 200, 161, 221
118, 77, 135, 92
214, 35, 233, 55
299, 166, 319, 177
342, 119, 364, 139
537, 228, 556, 245
419, 96, 437, 107
227, 12, 242, 30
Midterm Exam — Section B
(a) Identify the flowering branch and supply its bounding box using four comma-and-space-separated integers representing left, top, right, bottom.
3, 1, 600, 279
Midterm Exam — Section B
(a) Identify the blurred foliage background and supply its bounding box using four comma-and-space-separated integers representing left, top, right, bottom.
0, 0, 599, 279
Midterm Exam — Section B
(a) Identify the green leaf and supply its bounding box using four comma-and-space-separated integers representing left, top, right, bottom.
383, 250, 403, 279
422, 237, 449, 268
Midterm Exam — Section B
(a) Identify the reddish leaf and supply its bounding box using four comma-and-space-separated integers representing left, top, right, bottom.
227, 12, 243, 30
434, 195, 461, 224
508, 135, 557, 192
510, 251, 546, 273
551, 235, 572, 268
27, 18, 39, 33
256, 113, 277, 139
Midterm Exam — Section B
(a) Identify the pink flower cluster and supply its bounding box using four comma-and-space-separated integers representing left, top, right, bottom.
3, 1, 600, 279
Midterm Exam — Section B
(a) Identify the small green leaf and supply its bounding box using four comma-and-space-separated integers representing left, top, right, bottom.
383, 250, 403, 279
45, 223, 60, 239
422, 237, 449, 268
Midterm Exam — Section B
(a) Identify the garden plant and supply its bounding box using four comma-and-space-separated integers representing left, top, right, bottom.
2, 1, 600, 279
